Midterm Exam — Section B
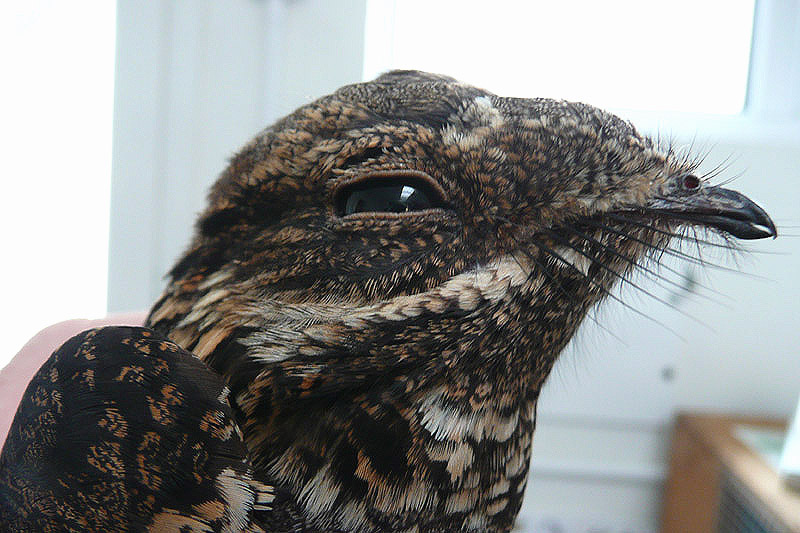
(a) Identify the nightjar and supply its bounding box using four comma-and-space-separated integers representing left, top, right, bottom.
0, 71, 776, 532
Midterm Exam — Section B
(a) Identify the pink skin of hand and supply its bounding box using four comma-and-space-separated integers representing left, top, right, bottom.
0, 312, 147, 451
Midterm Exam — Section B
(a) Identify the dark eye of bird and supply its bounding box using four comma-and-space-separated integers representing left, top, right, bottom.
682, 174, 700, 190
336, 176, 444, 216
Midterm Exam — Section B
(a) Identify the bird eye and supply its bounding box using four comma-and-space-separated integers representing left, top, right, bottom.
682, 174, 700, 190
335, 172, 446, 216
343, 184, 431, 215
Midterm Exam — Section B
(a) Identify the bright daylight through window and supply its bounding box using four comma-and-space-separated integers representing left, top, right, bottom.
0, 2, 116, 367
365, 0, 755, 115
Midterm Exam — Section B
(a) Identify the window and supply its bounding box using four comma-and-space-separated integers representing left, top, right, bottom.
0, 2, 116, 367
364, 0, 755, 114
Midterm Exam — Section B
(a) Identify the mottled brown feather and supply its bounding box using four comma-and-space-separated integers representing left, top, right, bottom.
1, 71, 776, 532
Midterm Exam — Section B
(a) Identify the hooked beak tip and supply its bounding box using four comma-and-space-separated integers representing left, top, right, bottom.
650, 186, 777, 241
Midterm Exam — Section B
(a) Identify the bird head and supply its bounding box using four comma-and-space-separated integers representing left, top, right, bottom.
149, 70, 774, 360
146, 70, 775, 531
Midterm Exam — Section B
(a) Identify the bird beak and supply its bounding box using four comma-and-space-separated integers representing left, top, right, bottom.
649, 186, 777, 240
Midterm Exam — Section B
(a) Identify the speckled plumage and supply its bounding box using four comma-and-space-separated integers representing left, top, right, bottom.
1, 71, 776, 532
0, 327, 273, 532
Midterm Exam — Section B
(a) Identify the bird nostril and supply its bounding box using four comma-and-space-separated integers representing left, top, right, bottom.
682, 174, 700, 190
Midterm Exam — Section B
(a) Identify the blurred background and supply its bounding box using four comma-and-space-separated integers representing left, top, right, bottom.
2, 1, 798, 531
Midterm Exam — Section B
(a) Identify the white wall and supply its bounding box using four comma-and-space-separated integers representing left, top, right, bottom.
109, 2, 799, 531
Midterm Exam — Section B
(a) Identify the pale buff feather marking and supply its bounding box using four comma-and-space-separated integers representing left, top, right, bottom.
214, 467, 254, 533
446, 442, 474, 480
